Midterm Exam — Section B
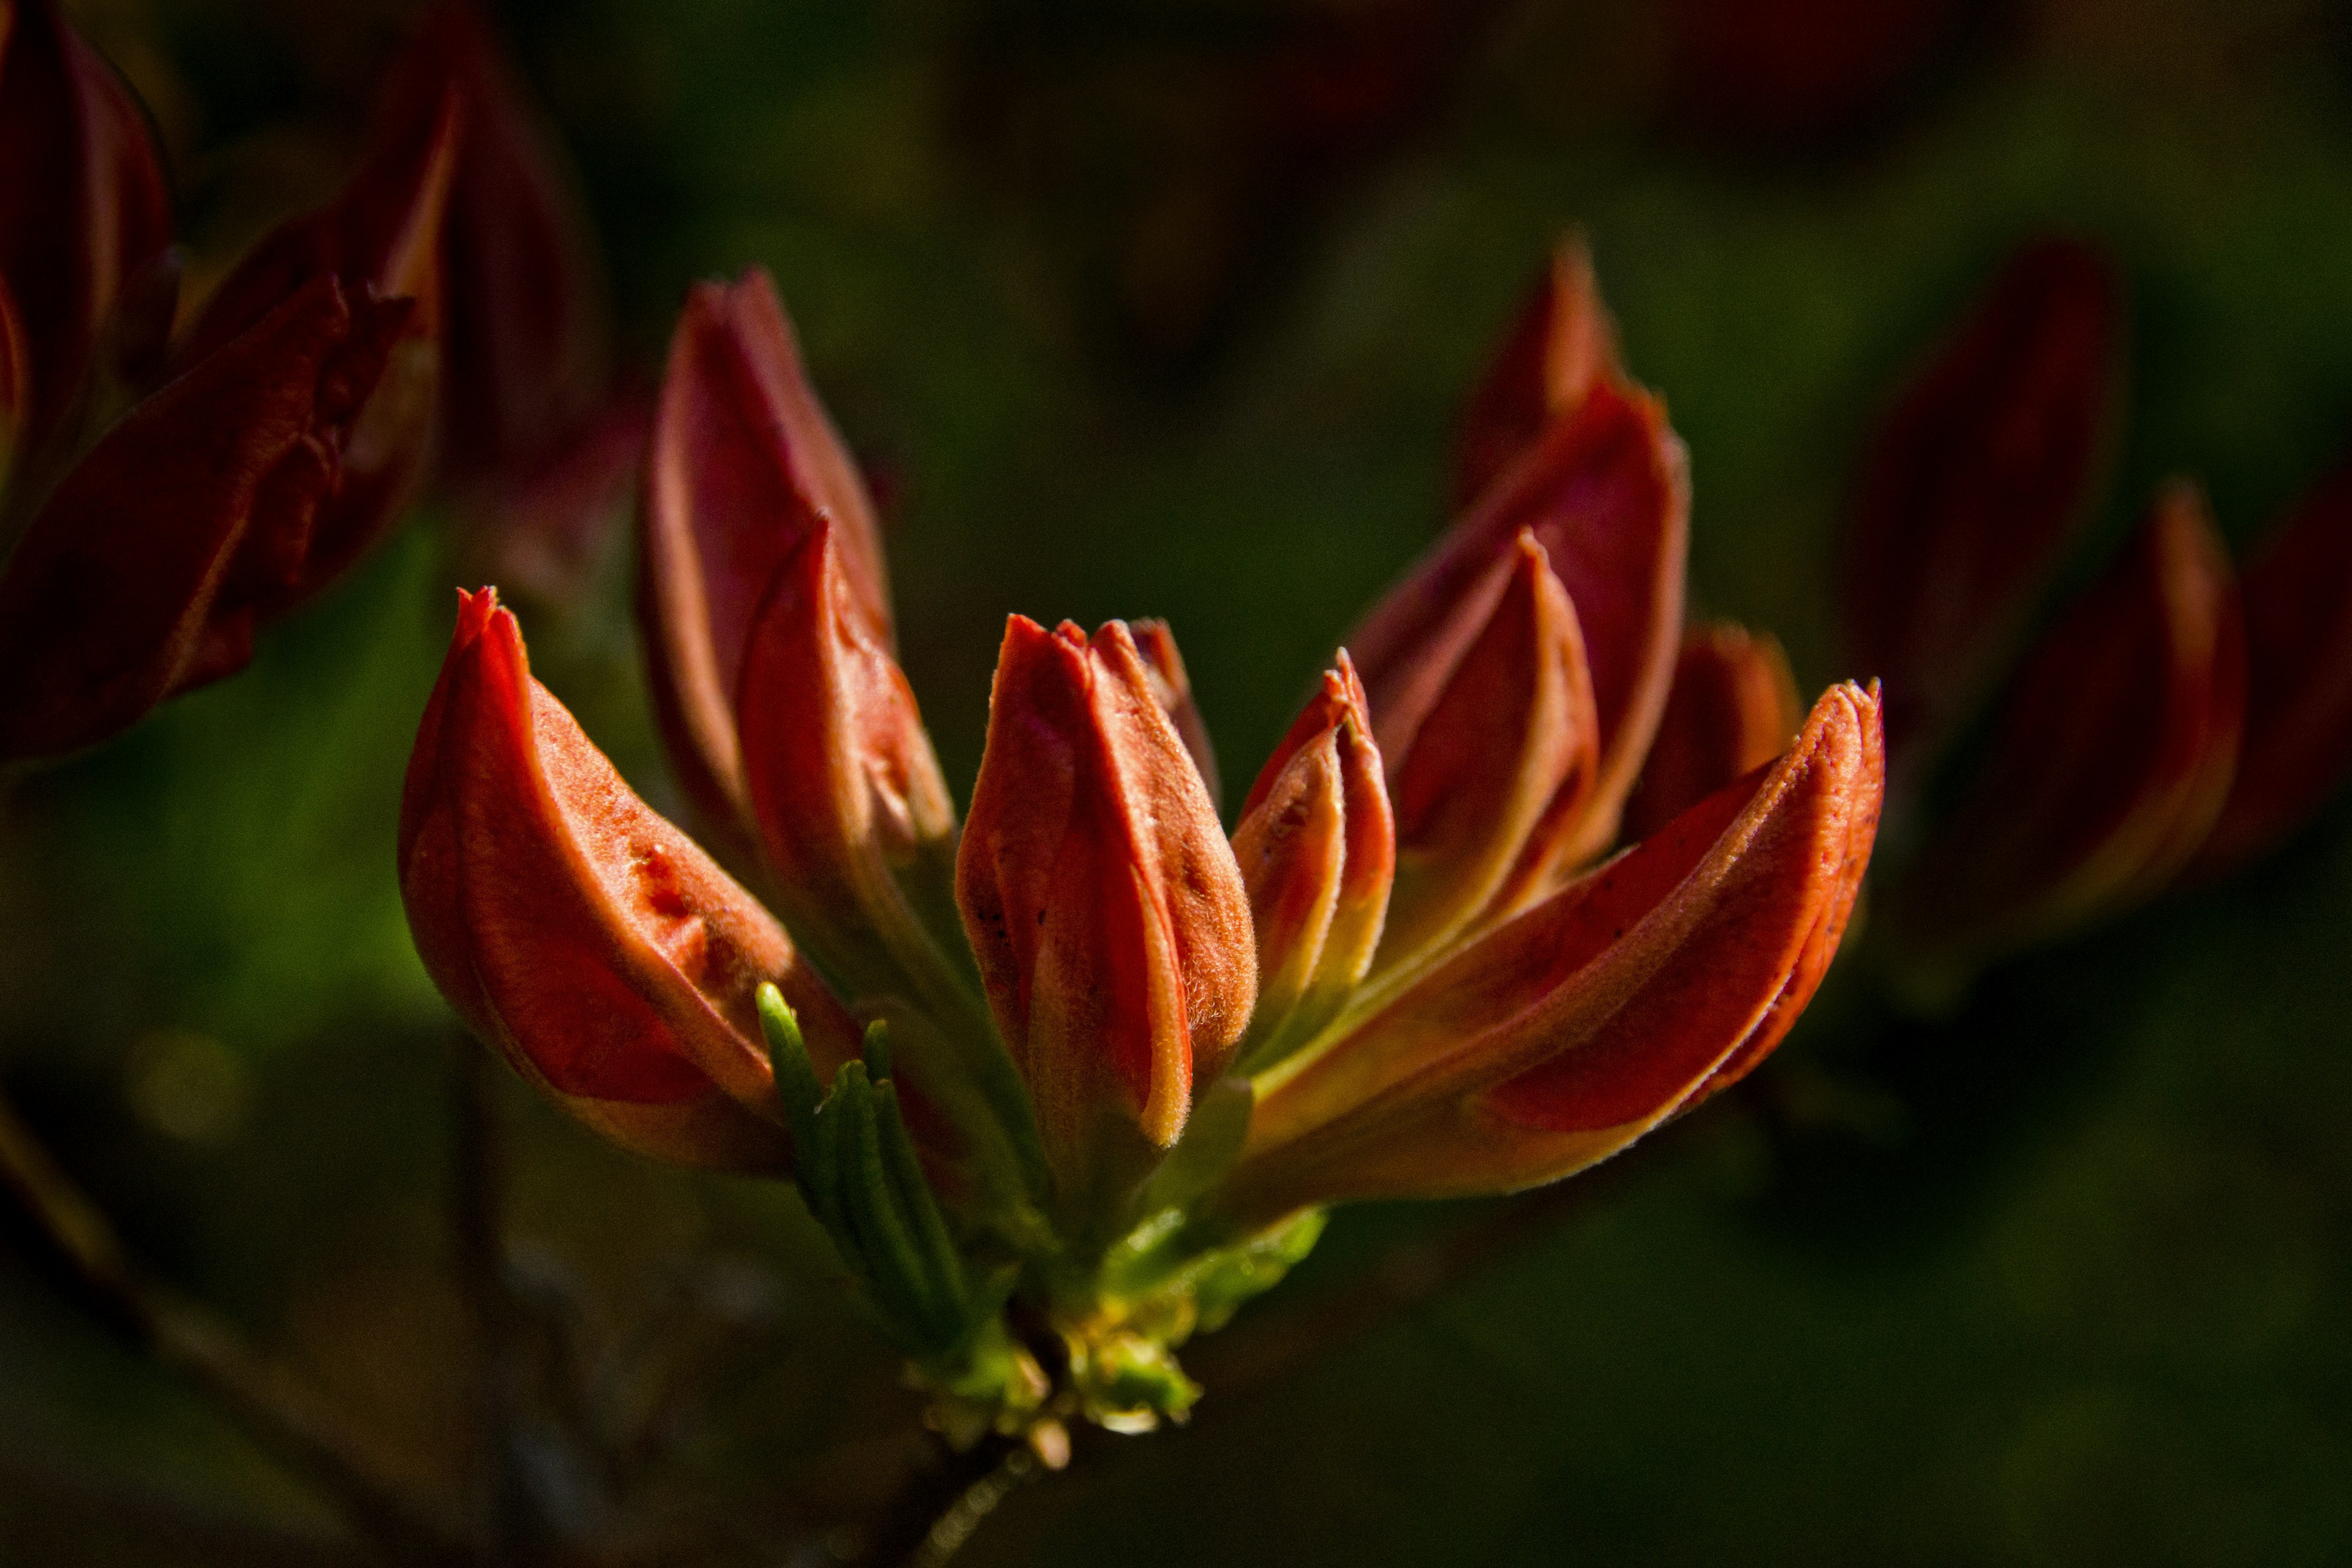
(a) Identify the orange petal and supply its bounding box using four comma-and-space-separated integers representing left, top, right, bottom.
1894, 483, 2245, 975
0, 277, 404, 760
398, 588, 860, 1171
956, 617, 1256, 1193
639, 268, 892, 831
1231, 654, 1394, 1071
1131, 617, 1221, 813
1841, 236, 2118, 774
1452, 235, 1621, 509
1351, 377, 1687, 870
1375, 532, 1598, 971
737, 517, 963, 1008
1621, 621, 1803, 843
2190, 461, 2352, 876
1229, 682, 1882, 1214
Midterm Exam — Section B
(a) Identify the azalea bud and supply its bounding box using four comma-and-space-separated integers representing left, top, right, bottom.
172, 87, 459, 615
1351, 377, 1689, 885
0, 276, 408, 761
1231, 654, 1393, 1072
1623, 621, 1802, 842
1376, 532, 1598, 970
399, 588, 861, 1170
1226, 682, 1882, 1219
1842, 238, 2119, 776
0, 0, 172, 454
2190, 462, 2352, 877
641, 268, 892, 832
1453, 236, 1620, 509
1132, 617, 1221, 812
737, 517, 965, 1009
1893, 483, 2245, 980
956, 616, 1256, 1212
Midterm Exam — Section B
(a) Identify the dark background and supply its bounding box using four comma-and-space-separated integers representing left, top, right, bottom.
6, 0, 2352, 1561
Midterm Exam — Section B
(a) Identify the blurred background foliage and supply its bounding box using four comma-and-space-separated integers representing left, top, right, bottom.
7, 0, 2352, 1561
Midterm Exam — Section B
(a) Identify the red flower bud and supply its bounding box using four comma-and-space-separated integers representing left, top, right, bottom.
1231, 654, 1394, 1071
641, 268, 892, 832
1131, 617, 1221, 812
1893, 483, 2245, 978
1228, 682, 1882, 1216
1453, 236, 1620, 510
0, 276, 409, 760
956, 617, 1256, 1202
0, 0, 172, 453
1842, 238, 2119, 775
1622, 621, 1802, 842
1351, 377, 1689, 886
399, 588, 861, 1171
2190, 462, 2352, 877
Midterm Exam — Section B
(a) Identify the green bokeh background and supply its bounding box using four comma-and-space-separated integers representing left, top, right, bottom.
6, 1, 2352, 1562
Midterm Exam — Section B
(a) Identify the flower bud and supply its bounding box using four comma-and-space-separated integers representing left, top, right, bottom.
0, 276, 408, 760
1893, 483, 2245, 979
1226, 682, 1882, 1219
1622, 621, 1802, 842
956, 617, 1256, 1208
1231, 654, 1393, 1071
1842, 237, 2119, 775
1132, 617, 1221, 812
641, 268, 892, 832
399, 588, 861, 1170
1453, 236, 1620, 509
2190, 462, 2352, 877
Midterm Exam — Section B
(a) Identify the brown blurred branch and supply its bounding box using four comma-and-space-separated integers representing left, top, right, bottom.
850, 1431, 1038, 1568
0, 1087, 473, 1566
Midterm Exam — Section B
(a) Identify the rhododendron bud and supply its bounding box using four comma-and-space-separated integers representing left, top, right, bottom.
641, 267, 892, 832
2190, 463, 2352, 877
1132, 617, 1221, 811
1453, 236, 1621, 508
956, 616, 1256, 1212
399, 589, 860, 1171
1231, 654, 1393, 1072
0, 277, 407, 760
1623, 621, 1802, 842
1352, 377, 1687, 884
1842, 238, 2119, 775
1224, 682, 1882, 1219
1893, 484, 2244, 980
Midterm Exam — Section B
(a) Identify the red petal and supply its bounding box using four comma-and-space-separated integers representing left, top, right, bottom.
956, 617, 1256, 1177
1351, 379, 1687, 867
1841, 237, 2119, 773
1621, 621, 1803, 843
1232, 683, 1882, 1212
1894, 483, 2245, 973
1453, 236, 1621, 510
2190, 462, 2352, 876
397, 589, 859, 1170
1131, 617, 1221, 812
640, 268, 892, 829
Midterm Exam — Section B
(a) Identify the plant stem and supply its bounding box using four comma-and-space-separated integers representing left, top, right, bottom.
0, 1085, 473, 1566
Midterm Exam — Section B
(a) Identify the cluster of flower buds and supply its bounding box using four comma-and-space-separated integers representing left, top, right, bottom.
1845, 238, 2352, 998
399, 238, 1885, 1437
0, 0, 619, 763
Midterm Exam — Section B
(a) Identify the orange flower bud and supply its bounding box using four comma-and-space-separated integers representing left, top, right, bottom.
641, 268, 892, 832
1351, 377, 1688, 886
1453, 236, 1620, 509
1842, 238, 2119, 774
956, 617, 1255, 1204
0, 276, 409, 760
737, 518, 963, 1008
1622, 621, 1802, 842
1894, 483, 2245, 978
1131, 617, 1221, 812
1226, 682, 1882, 1218
1231, 654, 1394, 1071
399, 588, 861, 1171
2190, 462, 2352, 877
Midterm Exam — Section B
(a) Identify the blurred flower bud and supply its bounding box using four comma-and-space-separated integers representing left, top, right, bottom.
1453, 236, 1620, 509
956, 616, 1256, 1213
398, 588, 861, 1170
1623, 621, 1802, 842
